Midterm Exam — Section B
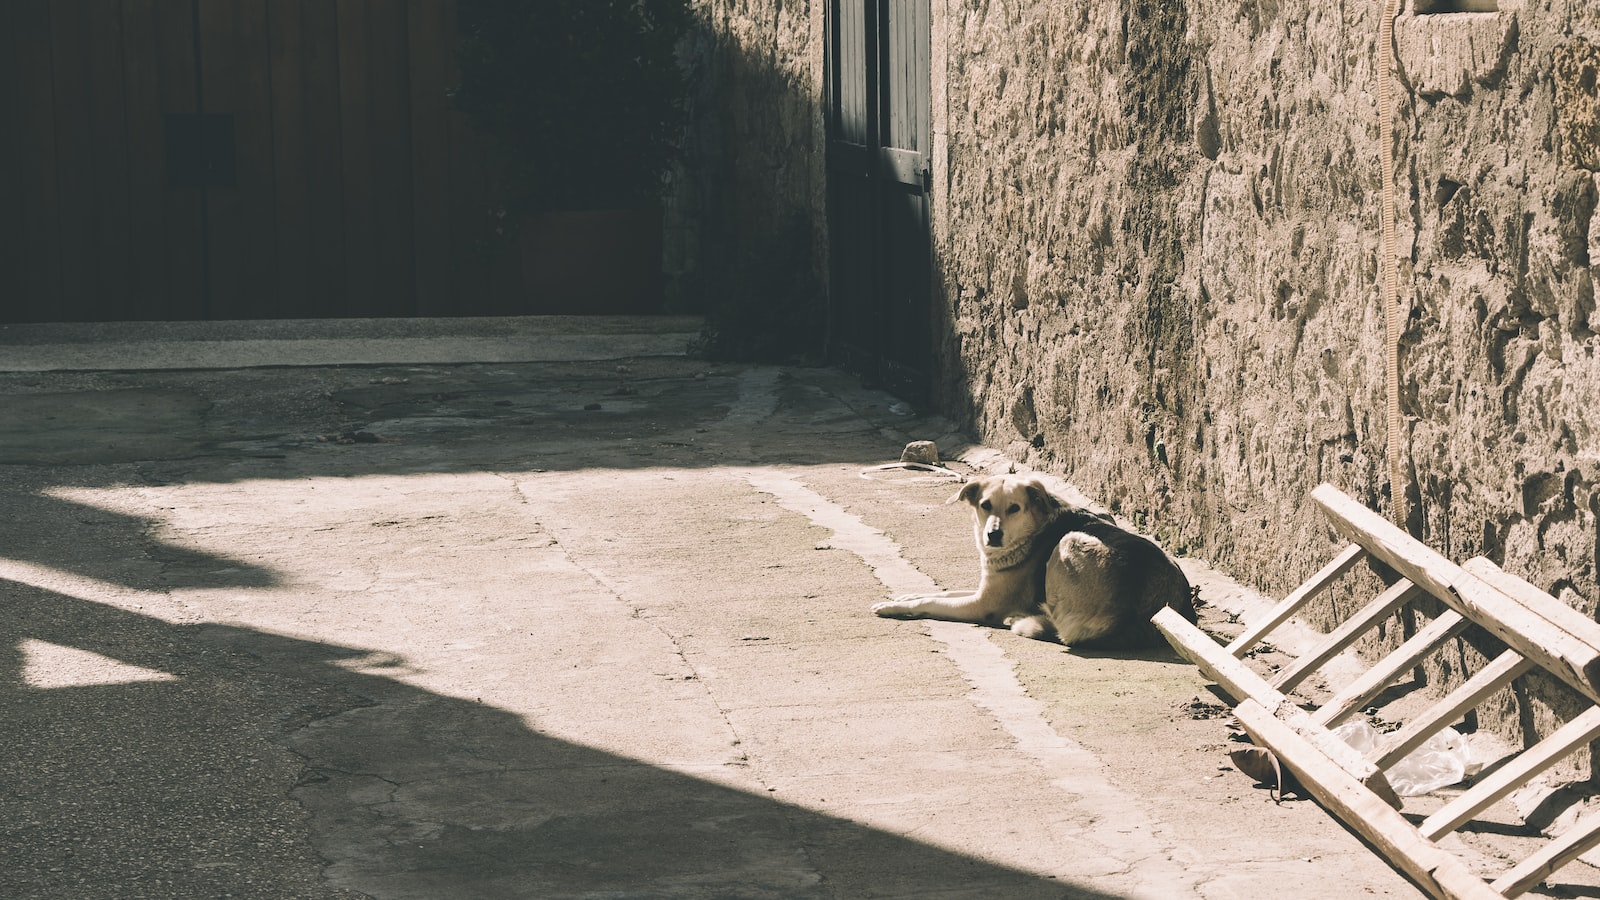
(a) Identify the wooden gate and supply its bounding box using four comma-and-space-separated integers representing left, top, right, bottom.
0, 0, 520, 324
825, 0, 933, 402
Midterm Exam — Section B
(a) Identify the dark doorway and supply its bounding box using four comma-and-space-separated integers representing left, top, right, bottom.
825, 0, 933, 403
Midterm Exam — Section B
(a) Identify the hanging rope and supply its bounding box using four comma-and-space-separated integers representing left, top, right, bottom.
1378, 0, 1408, 526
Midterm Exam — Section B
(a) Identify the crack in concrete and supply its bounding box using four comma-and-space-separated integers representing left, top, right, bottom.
497, 470, 759, 780
498, 467, 840, 895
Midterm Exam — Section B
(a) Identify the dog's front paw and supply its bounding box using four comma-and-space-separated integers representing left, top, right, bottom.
872, 600, 922, 619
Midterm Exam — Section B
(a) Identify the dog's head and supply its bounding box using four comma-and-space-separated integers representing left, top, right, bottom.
951, 475, 1062, 555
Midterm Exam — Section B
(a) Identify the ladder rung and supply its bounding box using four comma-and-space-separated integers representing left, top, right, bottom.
1420, 705, 1600, 841
1309, 609, 1470, 728
1227, 543, 1367, 657
1273, 578, 1424, 693
1372, 650, 1535, 772
1491, 808, 1600, 897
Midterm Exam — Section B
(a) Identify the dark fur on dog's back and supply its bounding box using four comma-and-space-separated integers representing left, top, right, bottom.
1035, 509, 1197, 650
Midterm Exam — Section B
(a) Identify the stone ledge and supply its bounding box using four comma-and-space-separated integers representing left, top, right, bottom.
1394, 7, 1519, 98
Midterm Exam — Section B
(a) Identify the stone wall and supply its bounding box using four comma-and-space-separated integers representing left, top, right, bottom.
930, 1, 1600, 756
677, 0, 1599, 758
668, 0, 829, 358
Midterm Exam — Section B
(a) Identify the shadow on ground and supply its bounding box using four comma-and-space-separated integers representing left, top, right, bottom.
1, 581, 1120, 898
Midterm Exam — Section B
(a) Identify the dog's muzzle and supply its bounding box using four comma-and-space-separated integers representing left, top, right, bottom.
985, 523, 1005, 547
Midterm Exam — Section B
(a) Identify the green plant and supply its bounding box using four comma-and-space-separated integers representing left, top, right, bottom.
453, 0, 690, 215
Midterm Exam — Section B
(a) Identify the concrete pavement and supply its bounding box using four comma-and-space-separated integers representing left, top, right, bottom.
0, 317, 1433, 898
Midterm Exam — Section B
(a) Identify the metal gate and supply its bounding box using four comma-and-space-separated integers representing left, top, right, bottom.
825, 0, 933, 402
0, 0, 516, 324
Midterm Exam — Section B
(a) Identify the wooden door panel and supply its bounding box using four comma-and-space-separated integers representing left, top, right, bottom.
199, 0, 279, 319
3, 1, 64, 323
877, 0, 931, 397
366, 0, 417, 316
827, 0, 879, 371
827, 0, 931, 399
0, 0, 521, 323
334, 0, 378, 316
299, 0, 351, 317
407, 0, 454, 315
122, 0, 207, 321
834, 0, 872, 146
881, 183, 930, 392
267, 0, 318, 318
0, 4, 19, 321
828, 170, 877, 373
882, 0, 927, 158
86, 0, 136, 320
48, 0, 100, 319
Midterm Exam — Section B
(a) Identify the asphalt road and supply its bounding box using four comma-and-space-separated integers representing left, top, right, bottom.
0, 319, 1432, 898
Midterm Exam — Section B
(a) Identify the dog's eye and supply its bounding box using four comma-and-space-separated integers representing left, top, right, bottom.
1006, 503, 1020, 514
980, 500, 992, 511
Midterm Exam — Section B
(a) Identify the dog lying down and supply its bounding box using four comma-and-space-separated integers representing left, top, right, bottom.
873, 475, 1198, 649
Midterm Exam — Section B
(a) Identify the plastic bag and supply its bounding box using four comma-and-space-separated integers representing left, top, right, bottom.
1334, 718, 1469, 797
1333, 718, 1381, 754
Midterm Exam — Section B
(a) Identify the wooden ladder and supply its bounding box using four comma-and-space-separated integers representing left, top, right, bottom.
1156, 483, 1600, 899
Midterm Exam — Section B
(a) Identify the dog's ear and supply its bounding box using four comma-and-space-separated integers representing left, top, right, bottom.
1022, 479, 1062, 513
950, 480, 983, 506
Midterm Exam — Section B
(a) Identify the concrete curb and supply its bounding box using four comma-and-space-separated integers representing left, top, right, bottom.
0, 315, 705, 372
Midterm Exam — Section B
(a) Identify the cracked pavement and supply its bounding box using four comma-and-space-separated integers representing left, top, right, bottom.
0, 320, 1427, 898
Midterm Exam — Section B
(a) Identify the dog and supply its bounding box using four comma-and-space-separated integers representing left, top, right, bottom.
872, 475, 1197, 649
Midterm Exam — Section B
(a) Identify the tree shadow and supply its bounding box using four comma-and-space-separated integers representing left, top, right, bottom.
0, 581, 1122, 898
